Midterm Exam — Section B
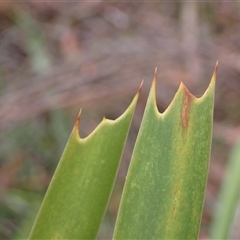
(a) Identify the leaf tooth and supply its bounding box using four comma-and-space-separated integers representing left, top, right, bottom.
148, 67, 158, 113
138, 79, 144, 95
73, 109, 81, 137
210, 60, 218, 85
197, 61, 218, 101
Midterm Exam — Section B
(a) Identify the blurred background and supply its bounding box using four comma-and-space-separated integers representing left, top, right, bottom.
0, 1, 240, 239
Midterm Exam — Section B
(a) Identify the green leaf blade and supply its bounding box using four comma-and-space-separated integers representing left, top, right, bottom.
114, 67, 216, 239
28, 86, 141, 240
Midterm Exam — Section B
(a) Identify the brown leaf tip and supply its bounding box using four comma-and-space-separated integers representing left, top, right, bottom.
215, 60, 219, 73
138, 80, 144, 94
154, 67, 158, 82
74, 109, 81, 135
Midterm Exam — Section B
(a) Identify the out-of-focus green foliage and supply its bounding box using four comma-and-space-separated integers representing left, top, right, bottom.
15, 9, 51, 74
210, 139, 240, 239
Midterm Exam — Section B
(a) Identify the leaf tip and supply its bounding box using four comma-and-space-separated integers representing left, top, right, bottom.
201, 62, 217, 99
73, 109, 81, 137
138, 80, 144, 95
212, 60, 218, 83
215, 60, 219, 72
146, 67, 160, 115
150, 67, 157, 95
154, 67, 158, 81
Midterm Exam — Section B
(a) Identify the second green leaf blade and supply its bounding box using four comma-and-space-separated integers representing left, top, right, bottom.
114, 67, 216, 239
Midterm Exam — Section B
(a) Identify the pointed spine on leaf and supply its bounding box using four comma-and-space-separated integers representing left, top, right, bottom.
209, 60, 218, 89
73, 109, 81, 137
138, 80, 144, 95
198, 61, 218, 101
148, 67, 158, 114
214, 60, 218, 81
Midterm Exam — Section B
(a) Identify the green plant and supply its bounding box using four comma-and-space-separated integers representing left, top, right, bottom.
29, 65, 217, 239
210, 139, 240, 239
